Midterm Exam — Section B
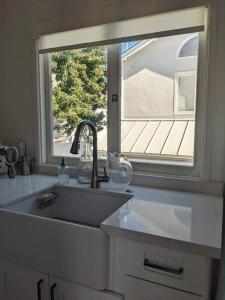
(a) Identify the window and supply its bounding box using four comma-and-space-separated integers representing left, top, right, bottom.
174, 72, 197, 114
120, 33, 199, 163
38, 6, 207, 178
50, 46, 108, 157
174, 33, 198, 116
178, 35, 199, 58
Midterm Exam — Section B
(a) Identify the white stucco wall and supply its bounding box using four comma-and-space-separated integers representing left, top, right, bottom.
122, 34, 198, 118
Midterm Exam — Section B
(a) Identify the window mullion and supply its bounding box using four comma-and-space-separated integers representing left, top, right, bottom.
107, 44, 121, 153
44, 54, 54, 163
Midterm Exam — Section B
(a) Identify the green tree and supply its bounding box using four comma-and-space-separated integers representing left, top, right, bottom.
51, 47, 107, 136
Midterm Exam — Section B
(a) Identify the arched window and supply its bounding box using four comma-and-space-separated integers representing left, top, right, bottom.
178, 35, 199, 58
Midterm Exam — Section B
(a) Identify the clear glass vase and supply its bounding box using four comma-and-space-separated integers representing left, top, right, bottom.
77, 128, 93, 184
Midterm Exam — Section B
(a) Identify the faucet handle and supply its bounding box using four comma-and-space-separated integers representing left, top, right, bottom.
97, 167, 109, 183
103, 167, 108, 178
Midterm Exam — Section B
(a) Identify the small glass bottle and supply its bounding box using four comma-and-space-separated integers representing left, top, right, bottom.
58, 157, 70, 184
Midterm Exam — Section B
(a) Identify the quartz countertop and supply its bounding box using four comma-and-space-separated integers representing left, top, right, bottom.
0, 174, 57, 207
0, 174, 223, 258
102, 185, 223, 258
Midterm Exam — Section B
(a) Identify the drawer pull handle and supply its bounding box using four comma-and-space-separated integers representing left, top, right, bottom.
50, 283, 57, 300
37, 279, 44, 300
144, 258, 183, 275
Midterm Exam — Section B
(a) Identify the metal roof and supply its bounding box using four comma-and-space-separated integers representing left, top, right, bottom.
98, 119, 195, 158
54, 119, 195, 159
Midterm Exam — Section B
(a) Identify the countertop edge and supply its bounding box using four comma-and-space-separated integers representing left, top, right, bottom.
101, 223, 221, 259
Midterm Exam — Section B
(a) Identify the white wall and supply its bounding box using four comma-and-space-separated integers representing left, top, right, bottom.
122, 34, 197, 118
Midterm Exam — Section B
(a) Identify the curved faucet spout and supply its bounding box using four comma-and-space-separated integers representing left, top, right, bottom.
70, 119, 109, 188
70, 120, 97, 155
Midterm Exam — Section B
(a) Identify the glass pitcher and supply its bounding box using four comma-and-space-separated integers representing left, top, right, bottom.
107, 152, 133, 187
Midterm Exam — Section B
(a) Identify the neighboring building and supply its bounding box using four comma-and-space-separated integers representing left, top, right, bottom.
121, 33, 198, 119
97, 33, 198, 161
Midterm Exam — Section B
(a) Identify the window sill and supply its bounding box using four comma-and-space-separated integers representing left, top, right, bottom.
128, 157, 193, 167
37, 163, 223, 196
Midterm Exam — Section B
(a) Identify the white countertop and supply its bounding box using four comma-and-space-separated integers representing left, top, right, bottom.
0, 174, 57, 207
0, 174, 223, 258
102, 185, 223, 258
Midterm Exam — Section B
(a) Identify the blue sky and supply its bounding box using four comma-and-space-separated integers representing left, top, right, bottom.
121, 41, 139, 53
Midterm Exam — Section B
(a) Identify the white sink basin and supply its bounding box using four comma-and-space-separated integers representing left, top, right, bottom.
6, 186, 131, 227
0, 186, 132, 290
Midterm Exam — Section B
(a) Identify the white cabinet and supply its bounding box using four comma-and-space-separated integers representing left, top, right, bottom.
2, 262, 49, 300
0, 261, 122, 300
110, 237, 211, 300
0, 235, 213, 300
49, 276, 123, 300
125, 276, 202, 300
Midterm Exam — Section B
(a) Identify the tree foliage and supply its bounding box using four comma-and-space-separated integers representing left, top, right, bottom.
51, 47, 107, 136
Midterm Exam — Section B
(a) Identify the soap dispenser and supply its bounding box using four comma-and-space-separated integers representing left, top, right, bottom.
58, 157, 70, 184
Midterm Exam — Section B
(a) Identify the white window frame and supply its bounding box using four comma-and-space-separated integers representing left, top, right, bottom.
174, 71, 197, 115
38, 19, 209, 181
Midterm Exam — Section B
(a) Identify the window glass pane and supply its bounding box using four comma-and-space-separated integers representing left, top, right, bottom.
179, 36, 199, 57
51, 46, 107, 157
121, 41, 140, 53
120, 33, 199, 164
178, 75, 196, 112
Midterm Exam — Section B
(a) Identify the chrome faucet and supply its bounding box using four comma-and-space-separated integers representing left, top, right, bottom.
70, 120, 109, 188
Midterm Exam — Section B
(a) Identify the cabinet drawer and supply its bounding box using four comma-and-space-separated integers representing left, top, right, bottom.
115, 238, 210, 296
125, 276, 202, 300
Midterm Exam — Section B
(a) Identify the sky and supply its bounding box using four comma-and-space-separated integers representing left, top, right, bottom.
121, 40, 139, 53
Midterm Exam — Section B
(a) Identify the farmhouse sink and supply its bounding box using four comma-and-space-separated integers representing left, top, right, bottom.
0, 186, 132, 290
4, 186, 131, 227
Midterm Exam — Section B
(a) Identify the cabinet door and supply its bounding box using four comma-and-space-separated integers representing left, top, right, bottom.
49, 276, 123, 300
125, 276, 202, 300
4, 262, 49, 300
